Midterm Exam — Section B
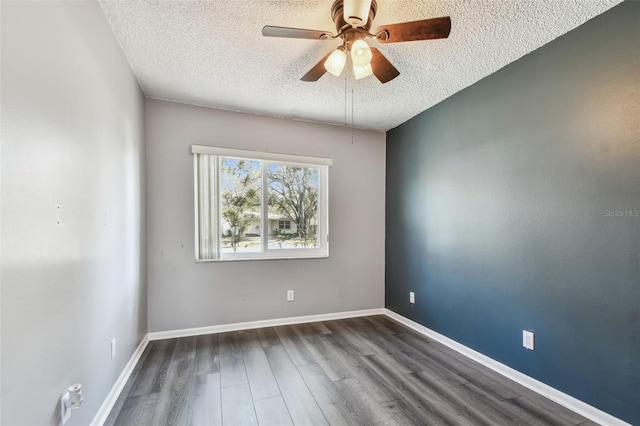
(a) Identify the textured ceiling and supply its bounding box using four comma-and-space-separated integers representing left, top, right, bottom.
99, 0, 622, 132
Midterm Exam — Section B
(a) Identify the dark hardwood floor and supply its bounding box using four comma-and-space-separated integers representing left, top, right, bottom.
106, 316, 597, 426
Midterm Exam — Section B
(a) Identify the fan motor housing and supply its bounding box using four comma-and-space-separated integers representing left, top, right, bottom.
331, 0, 377, 33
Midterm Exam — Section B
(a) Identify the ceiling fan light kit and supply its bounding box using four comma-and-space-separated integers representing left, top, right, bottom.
353, 63, 373, 80
262, 0, 451, 84
324, 46, 347, 76
350, 39, 373, 67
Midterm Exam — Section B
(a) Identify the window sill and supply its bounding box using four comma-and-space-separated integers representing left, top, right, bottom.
195, 255, 330, 263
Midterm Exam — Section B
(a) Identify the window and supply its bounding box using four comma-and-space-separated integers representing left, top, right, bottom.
192, 145, 330, 261
278, 220, 291, 230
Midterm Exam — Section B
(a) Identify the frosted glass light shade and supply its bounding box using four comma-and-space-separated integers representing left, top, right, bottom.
343, 0, 372, 27
324, 47, 347, 76
353, 63, 373, 80
351, 39, 372, 68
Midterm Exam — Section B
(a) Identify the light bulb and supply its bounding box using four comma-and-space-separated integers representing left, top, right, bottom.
351, 39, 372, 68
343, 0, 372, 27
353, 63, 373, 80
324, 47, 347, 77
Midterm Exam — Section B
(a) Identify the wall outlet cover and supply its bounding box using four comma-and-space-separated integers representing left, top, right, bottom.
287, 290, 294, 302
111, 338, 116, 360
523, 330, 535, 350
409, 291, 415, 304
61, 392, 71, 424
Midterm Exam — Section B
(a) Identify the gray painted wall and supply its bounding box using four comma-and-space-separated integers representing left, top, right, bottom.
1, 2, 147, 425
146, 99, 385, 332
386, 2, 639, 424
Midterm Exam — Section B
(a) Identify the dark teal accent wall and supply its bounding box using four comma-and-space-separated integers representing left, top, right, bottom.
385, 2, 639, 424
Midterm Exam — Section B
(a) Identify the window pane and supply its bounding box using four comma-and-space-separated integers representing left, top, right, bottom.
267, 164, 319, 249
220, 158, 261, 253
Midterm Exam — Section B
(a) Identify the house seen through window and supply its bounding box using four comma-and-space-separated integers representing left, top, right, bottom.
192, 145, 330, 260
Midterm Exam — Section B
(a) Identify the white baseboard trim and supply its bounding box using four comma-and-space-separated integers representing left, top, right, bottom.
148, 308, 386, 341
91, 334, 150, 426
384, 309, 630, 426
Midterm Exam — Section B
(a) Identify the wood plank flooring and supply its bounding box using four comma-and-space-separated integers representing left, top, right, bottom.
106, 316, 597, 426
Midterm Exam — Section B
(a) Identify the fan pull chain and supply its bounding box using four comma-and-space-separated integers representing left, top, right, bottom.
344, 78, 347, 128
351, 88, 354, 144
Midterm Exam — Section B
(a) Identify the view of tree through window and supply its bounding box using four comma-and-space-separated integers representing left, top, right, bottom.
268, 165, 319, 249
220, 158, 261, 253
218, 160, 320, 253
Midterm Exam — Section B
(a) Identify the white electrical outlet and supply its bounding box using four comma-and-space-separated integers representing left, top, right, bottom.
409, 291, 415, 304
111, 338, 116, 360
61, 392, 71, 424
523, 330, 535, 350
287, 290, 294, 302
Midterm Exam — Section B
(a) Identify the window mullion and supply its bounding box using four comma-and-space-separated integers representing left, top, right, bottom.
261, 161, 269, 254
320, 166, 328, 250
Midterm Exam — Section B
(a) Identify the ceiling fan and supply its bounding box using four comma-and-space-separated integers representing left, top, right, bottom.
262, 0, 451, 84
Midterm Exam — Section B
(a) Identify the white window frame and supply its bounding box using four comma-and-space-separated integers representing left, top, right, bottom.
192, 145, 330, 262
